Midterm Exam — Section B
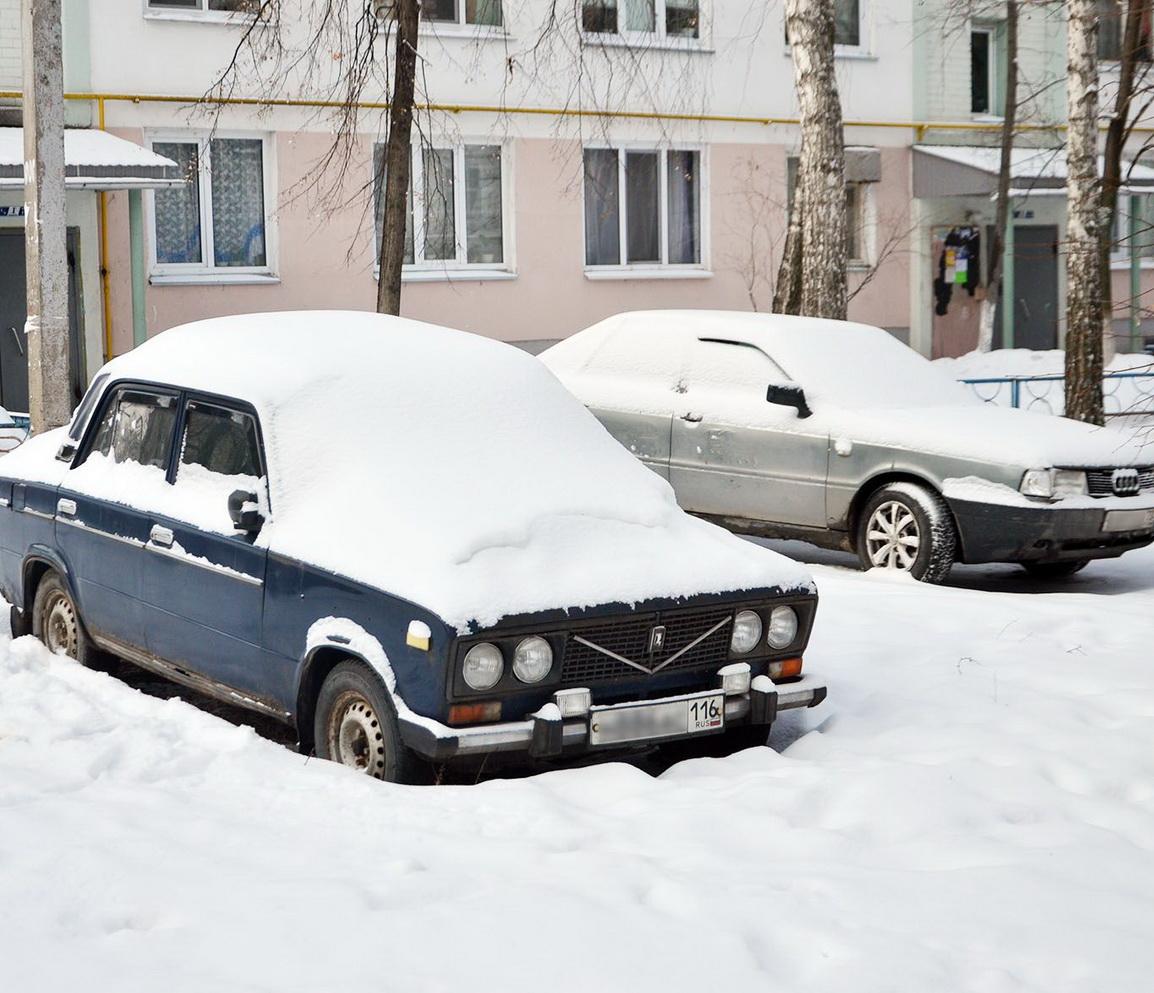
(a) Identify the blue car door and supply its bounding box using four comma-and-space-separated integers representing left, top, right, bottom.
54, 386, 179, 651
138, 397, 284, 704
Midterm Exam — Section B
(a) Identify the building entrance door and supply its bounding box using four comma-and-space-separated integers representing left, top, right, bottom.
0, 228, 84, 413
991, 224, 1060, 350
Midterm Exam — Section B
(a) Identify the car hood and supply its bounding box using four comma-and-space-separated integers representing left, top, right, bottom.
830, 402, 1154, 469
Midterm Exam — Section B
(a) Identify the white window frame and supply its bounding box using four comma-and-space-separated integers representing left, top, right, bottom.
142, 0, 257, 24
580, 0, 709, 51
417, 0, 508, 38
374, 140, 515, 281
846, 180, 875, 269
145, 130, 278, 284
970, 24, 1000, 118
582, 143, 711, 280
783, 0, 870, 59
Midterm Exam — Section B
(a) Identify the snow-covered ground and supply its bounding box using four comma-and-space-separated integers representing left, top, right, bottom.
3, 544, 1154, 992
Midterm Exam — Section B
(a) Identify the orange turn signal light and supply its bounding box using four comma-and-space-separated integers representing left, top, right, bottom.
448, 701, 502, 725
768, 657, 803, 681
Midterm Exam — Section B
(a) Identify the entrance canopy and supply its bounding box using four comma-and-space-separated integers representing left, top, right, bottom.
913, 144, 1154, 198
0, 128, 180, 190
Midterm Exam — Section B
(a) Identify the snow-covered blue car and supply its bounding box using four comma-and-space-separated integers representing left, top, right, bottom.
0, 312, 824, 781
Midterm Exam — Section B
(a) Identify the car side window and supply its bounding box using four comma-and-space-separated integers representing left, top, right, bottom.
173, 401, 267, 533
88, 389, 178, 469
689, 339, 791, 393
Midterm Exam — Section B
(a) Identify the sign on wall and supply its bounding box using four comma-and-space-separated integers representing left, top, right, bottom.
0, 206, 26, 218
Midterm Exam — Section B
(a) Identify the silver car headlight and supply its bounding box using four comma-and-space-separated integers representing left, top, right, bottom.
512, 636, 553, 684
1020, 469, 1088, 500
730, 610, 763, 654
767, 606, 799, 650
462, 642, 504, 691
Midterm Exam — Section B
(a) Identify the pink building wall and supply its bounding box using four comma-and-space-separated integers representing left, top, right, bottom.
102, 131, 913, 359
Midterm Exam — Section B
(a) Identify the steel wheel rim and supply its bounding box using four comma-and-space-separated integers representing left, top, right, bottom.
44, 592, 79, 658
330, 693, 386, 778
865, 500, 921, 571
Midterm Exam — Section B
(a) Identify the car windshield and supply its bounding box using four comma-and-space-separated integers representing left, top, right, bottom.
762, 323, 977, 411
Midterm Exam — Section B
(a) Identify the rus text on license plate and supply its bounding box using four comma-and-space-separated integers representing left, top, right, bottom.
589, 693, 725, 747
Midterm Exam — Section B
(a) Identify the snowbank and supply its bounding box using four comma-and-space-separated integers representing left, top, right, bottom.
3, 546, 1154, 992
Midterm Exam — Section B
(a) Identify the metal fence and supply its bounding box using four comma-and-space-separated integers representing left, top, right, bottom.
960, 371, 1154, 418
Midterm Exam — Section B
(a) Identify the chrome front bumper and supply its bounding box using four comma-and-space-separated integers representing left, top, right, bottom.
400, 673, 828, 762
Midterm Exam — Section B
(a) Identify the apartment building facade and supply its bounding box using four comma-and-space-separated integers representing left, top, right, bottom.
0, 0, 1151, 410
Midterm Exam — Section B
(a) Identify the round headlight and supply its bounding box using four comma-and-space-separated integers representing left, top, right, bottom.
729, 610, 763, 654
462, 642, 504, 691
767, 606, 799, 650
513, 636, 554, 684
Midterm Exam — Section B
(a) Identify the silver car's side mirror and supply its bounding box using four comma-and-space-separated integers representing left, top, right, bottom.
766, 383, 812, 419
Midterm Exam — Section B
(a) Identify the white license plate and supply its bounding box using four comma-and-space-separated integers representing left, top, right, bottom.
589, 693, 724, 747
1104, 508, 1154, 533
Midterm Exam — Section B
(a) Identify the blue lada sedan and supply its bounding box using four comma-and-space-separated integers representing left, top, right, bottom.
0, 312, 824, 782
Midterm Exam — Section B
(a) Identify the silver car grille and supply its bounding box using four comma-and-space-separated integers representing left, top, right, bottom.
1084, 466, 1154, 498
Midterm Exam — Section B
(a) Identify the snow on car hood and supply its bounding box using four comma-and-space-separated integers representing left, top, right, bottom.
5, 312, 812, 630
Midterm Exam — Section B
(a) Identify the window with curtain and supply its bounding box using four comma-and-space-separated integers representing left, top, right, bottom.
583, 147, 702, 268
150, 135, 271, 274
373, 143, 506, 270
420, 0, 503, 27
1098, 0, 1153, 62
582, 0, 699, 39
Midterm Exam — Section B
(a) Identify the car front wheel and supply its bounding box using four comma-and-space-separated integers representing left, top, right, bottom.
313, 660, 426, 783
31, 571, 98, 666
856, 482, 958, 584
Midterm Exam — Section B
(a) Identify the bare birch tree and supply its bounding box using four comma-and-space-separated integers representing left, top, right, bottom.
977, 0, 1019, 353
774, 0, 847, 320
1065, 0, 1106, 425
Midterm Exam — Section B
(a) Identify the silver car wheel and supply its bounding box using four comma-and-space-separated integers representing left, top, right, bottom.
865, 500, 921, 571
328, 693, 387, 777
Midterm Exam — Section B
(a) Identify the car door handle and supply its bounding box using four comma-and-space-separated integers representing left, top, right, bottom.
149, 525, 174, 548
56, 498, 77, 517
680, 412, 703, 423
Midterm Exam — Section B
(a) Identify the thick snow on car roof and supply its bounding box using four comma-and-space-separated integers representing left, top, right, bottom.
543, 310, 974, 409
12, 311, 812, 629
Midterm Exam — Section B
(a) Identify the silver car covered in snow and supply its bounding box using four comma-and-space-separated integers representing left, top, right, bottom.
541, 311, 1154, 583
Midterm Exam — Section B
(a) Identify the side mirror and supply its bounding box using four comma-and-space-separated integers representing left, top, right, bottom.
55, 441, 78, 463
228, 488, 264, 535
766, 383, 812, 419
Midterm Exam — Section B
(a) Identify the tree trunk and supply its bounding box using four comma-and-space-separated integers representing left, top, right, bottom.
1064, 0, 1105, 425
777, 0, 846, 320
375, 0, 420, 317
978, 1, 1018, 353
773, 195, 803, 315
1097, 0, 1149, 359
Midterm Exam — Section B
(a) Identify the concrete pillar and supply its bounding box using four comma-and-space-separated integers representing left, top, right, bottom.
129, 188, 146, 348
1003, 211, 1015, 349
22, 0, 71, 432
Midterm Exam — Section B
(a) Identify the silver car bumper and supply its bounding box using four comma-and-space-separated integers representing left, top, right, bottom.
400, 673, 827, 762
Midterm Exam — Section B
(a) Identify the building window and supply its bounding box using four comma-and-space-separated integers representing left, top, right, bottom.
1098, 0, 1152, 62
785, 0, 861, 50
582, 0, 700, 40
373, 143, 506, 270
970, 27, 997, 114
420, 0, 503, 27
1111, 195, 1154, 263
786, 156, 872, 266
145, 0, 259, 13
149, 135, 272, 275
583, 147, 702, 268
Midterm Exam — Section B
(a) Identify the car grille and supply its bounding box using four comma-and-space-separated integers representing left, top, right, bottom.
559, 606, 734, 686
1084, 466, 1154, 497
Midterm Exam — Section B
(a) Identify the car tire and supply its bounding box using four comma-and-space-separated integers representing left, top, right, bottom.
856, 482, 958, 584
314, 660, 427, 784
31, 570, 99, 666
1020, 559, 1090, 580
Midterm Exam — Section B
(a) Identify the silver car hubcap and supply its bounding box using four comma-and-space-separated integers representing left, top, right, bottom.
866, 501, 921, 571
330, 694, 386, 778
44, 592, 79, 658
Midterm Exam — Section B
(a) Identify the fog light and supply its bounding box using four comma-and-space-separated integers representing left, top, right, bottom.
718, 662, 752, 695
768, 657, 803, 681
553, 687, 592, 718
448, 701, 502, 725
